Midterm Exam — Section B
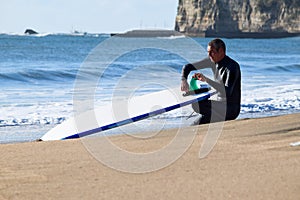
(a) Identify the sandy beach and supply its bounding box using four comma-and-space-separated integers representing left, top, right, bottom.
1, 113, 300, 200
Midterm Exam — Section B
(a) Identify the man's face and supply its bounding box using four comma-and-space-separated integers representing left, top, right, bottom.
207, 45, 224, 63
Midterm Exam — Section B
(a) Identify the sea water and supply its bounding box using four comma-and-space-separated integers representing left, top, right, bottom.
0, 33, 299, 143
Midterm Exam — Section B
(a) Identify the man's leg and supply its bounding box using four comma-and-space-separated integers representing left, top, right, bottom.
191, 100, 212, 125
191, 100, 227, 125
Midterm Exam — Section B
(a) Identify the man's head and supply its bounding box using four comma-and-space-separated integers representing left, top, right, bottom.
207, 38, 226, 63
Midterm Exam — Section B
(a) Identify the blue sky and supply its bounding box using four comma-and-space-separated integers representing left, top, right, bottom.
0, 0, 178, 34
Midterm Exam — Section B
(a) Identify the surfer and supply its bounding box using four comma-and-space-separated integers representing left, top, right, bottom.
181, 38, 241, 125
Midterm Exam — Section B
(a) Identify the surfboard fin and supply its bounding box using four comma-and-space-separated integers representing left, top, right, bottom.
186, 111, 195, 120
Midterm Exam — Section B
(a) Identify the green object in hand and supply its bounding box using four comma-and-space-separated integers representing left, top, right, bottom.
189, 78, 199, 91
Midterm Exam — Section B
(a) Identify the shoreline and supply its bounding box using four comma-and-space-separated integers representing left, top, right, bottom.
1, 113, 300, 199
1, 109, 300, 145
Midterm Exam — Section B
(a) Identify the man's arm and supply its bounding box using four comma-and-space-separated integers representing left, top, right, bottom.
181, 57, 214, 92
181, 57, 213, 81
192, 57, 214, 70
201, 66, 240, 101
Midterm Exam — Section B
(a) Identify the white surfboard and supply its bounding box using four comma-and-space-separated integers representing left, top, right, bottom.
290, 141, 300, 147
40, 87, 216, 141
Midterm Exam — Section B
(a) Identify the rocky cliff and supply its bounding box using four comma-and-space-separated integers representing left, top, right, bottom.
175, 0, 300, 38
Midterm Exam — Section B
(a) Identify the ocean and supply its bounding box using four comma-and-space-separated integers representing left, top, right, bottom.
0, 32, 300, 143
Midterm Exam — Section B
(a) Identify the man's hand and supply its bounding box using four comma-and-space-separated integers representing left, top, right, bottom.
192, 73, 207, 82
181, 79, 189, 92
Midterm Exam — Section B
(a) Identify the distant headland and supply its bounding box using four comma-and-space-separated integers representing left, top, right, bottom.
111, 29, 183, 37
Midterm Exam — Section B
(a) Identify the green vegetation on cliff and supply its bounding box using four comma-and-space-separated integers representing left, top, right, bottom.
257, 0, 300, 11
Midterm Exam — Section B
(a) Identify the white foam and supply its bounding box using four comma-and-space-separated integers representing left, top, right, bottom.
0, 101, 72, 127
241, 80, 300, 114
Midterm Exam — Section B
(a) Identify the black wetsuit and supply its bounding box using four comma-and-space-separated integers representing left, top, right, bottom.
182, 56, 241, 124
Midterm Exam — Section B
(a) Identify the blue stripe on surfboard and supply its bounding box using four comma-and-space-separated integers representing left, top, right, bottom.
63, 91, 216, 140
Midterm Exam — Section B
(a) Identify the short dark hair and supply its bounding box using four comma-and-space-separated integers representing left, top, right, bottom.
208, 38, 226, 53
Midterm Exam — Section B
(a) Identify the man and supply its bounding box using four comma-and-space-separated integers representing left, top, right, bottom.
181, 38, 241, 125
